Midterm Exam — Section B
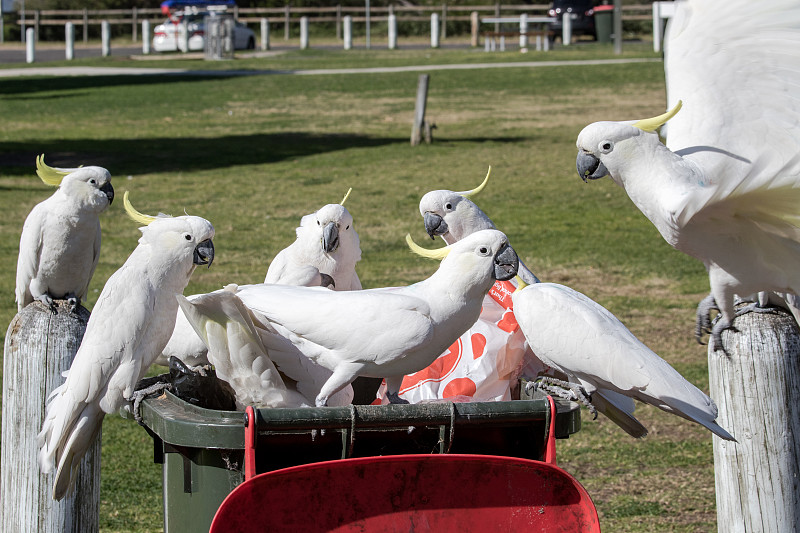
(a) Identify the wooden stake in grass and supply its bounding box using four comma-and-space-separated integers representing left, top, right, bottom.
411, 74, 434, 146
1, 301, 100, 533
709, 307, 800, 531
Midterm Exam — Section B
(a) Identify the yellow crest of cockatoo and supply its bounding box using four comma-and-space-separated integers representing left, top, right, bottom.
405, 233, 450, 261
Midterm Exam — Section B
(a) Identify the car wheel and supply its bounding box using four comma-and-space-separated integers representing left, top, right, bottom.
247, 37, 255, 50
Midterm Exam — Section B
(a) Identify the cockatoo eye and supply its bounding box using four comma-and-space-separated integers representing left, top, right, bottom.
478, 246, 490, 256
89, 179, 96, 184
445, 203, 453, 211
317, 220, 320, 226
345, 225, 350, 230
184, 234, 192, 241
599, 141, 614, 154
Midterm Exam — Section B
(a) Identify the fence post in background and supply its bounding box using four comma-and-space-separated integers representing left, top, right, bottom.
260, 18, 270, 51
0, 302, 100, 533
132, 6, 138, 42
441, 3, 447, 40
519, 13, 528, 50
25, 27, 35, 62
284, 4, 290, 40
34, 10, 40, 41
470, 11, 479, 47
179, 18, 189, 52
430, 13, 439, 48
101, 20, 111, 57
20, 8, 25, 42
0, 13, 4, 44
388, 12, 397, 50
83, 8, 88, 43
709, 309, 800, 532
613, 0, 622, 55
300, 16, 309, 50
411, 74, 430, 146
562, 12, 571, 45
142, 20, 151, 54
336, 4, 342, 40
365, 0, 371, 49
343, 15, 352, 50
65, 22, 75, 60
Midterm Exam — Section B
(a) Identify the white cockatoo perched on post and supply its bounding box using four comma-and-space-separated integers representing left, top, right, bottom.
265, 188, 362, 291
158, 189, 363, 369
512, 277, 735, 441
37, 193, 215, 500
576, 0, 800, 352
16, 155, 114, 313
233, 229, 519, 406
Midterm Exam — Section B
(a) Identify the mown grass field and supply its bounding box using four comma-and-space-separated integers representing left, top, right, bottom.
0, 42, 719, 532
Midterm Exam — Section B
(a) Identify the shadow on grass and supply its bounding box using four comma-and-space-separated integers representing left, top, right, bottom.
0, 74, 249, 97
0, 134, 529, 176
0, 132, 410, 175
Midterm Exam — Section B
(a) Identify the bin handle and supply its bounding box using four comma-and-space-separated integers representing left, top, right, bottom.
244, 406, 257, 481
543, 395, 557, 465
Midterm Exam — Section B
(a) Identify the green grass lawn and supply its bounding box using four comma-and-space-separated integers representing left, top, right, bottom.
0, 44, 719, 532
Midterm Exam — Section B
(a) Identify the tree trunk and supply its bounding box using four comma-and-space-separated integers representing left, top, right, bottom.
1, 301, 100, 533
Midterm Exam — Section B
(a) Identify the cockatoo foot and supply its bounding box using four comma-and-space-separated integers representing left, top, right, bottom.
130, 382, 172, 424
695, 293, 718, 345
65, 294, 81, 313
386, 392, 410, 405
734, 301, 780, 317
534, 377, 597, 419
35, 293, 57, 314
710, 317, 736, 357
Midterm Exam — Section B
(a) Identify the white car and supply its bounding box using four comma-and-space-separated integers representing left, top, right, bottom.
152, 11, 256, 53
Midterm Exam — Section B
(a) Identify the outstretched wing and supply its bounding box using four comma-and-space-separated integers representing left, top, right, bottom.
665, 0, 800, 185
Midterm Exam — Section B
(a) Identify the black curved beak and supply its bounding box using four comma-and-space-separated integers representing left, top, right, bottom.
322, 222, 340, 253
493, 243, 519, 281
576, 151, 609, 182
424, 212, 448, 240
193, 239, 215, 268
101, 181, 115, 204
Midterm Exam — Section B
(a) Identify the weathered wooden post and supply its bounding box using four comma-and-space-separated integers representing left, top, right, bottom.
179, 18, 189, 52
470, 11, 479, 48
65, 22, 75, 60
613, 0, 622, 55
411, 74, 430, 146
101, 20, 111, 57
132, 6, 138, 43
519, 13, 528, 50
709, 308, 800, 532
1, 301, 100, 533
284, 4, 290, 40
260, 18, 270, 51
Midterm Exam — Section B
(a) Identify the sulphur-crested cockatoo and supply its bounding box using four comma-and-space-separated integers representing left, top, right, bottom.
512, 278, 735, 440
576, 0, 800, 352
234, 229, 519, 406
420, 172, 649, 437
16, 155, 114, 313
266, 189, 362, 290
37, 193, 215, 500
420, 168, 540, 286
158, 190, 363, 369
176, 286, 319, 409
